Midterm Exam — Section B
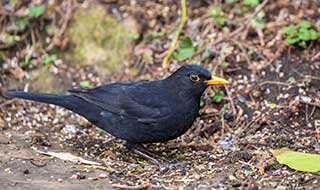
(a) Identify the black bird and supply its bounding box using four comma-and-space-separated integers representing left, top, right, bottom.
4, 64, 228, 164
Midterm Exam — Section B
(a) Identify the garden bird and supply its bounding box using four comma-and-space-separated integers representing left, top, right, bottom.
4, 64, 228, 164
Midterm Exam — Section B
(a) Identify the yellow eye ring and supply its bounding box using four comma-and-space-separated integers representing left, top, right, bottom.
189, 74, 200, 83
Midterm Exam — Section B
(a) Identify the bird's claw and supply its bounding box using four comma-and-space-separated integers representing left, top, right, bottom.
125, 143, 167, 165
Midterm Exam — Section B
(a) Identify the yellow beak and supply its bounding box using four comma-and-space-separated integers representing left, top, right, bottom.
204, 76, 229, 85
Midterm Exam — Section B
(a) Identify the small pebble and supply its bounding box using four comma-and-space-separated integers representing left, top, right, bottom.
57, 178, 63, 182
237, 95, 246, 103
99, 173, 108, 179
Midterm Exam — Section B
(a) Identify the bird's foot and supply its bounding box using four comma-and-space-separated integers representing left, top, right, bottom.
125, 143, 167, 165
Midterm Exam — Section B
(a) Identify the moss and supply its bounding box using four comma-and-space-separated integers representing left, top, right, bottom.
64, 4, 132, 75
28, 66, 67, 93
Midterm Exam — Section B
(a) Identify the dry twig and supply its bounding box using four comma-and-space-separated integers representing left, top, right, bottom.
47, 0, 75, 51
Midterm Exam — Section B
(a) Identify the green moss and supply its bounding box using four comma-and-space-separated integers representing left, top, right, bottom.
64, 5, 132, 75
28, 66, 67, 93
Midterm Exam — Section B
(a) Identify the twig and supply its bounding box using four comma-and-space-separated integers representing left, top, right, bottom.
265, 44, 287, 69
221, 112, 225, 136
224, 85, 236, 116
308, 106, 316, 120
238, 160, 255, 170
213, 0, 269, 45
305, 104, 309, 125
258, 80, 291, 86
299, 100, 320, 108
0, 99, 16, 110
311, 51, 320, 61
162, 0, 187, 68
30, 160, 47, 167
240, 0, 269, 40
0, 8, 26, 17
46, 0, 74, 51
292, 69, 320, 80
212, 26, 244, 45
111, 183, 151, 190
244, 0, 269, 22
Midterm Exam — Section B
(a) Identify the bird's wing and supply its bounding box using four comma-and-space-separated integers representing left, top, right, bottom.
68, 81, 172, 124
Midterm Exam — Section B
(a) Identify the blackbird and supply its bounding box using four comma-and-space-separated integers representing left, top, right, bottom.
4, 64, 228, 164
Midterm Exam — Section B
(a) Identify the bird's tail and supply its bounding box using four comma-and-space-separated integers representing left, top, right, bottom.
4, 91, 101, 123
5, 91, 71, 108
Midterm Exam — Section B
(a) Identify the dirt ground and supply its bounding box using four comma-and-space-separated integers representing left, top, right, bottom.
0, 131, 112, 190
1, 0, 320, 190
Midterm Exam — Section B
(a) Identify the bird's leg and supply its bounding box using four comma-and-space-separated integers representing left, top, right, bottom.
134, 144, 166, 160
125, 143, 163, 165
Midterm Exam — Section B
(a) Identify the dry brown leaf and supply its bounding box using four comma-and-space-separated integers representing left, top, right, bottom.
34, 149, 101, 165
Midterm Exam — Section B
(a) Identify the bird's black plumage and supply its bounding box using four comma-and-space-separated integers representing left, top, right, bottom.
5, 64, 227, 163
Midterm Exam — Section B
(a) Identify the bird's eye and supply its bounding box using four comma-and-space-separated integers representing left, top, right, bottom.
189, 74, 200, 83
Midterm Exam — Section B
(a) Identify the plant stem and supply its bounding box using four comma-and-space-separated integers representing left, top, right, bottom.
162, 0, 187, 68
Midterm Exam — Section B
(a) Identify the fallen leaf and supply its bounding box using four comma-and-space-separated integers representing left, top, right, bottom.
203, 107, 219, 114
80, 81, 90, 88
11, 67, 25, 80
270, 148, 320, 172
34, 149, 101, 165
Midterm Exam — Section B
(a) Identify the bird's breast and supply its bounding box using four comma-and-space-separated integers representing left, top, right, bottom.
165, 97, 200, 137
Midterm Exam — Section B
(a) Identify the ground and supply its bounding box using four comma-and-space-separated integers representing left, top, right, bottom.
0, 0, 320, 190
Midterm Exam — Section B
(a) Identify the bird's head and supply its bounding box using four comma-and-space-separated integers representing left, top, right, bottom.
167, 64, 229, 97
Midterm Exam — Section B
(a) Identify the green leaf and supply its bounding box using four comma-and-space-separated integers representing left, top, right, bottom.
212, 7, 222, 16
97, 128, 105, 134
180, 37, 193, 49
151, 32, 164, 38
209, 7, 227, 26
226, 0, 238, 3
251, 17, 265, 29
271, 148, 320, 172
287, 76, 296, 84
128, 33, 140, 40
23, 55, 31, 67
298, 28, 311, 41
309, 30, 318, 40
228, 174, 237, 180
136, 159, 146, 165
16, 18, 29, 31
298, 21, 311, 29
256, 11, 265, 19
28, 5, 46, 18
44, 54, 57, 65
267, 102, 277, 109
215, 16, 227, 25
243, 0, 260, 7
80, 81, 90, 88
176, 153, 185, 159
282, 25, 296, 35
173, 48, 195, 61
173, 37, 196, 61
244, 169, 252, 176
298, 40, 306, 48
213, 91, 223, 103
221, 62, 230, 69
129, 168, 136, 173
285, 37, 300, 45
